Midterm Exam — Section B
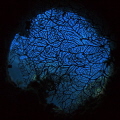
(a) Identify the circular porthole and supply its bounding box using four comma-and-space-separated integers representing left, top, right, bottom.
8, 7, 114, 114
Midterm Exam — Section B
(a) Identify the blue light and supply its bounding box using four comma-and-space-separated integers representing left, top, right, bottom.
8, 8, 112, 113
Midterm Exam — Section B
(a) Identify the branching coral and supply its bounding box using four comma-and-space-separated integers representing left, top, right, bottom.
8, 8, 113, 113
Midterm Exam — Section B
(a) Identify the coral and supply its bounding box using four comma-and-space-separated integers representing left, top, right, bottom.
8, 8, 112, 113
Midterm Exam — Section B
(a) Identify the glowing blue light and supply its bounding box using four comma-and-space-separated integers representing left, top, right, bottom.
8, 8, 111, 113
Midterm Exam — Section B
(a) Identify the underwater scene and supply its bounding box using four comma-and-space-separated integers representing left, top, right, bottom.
8, 8, 112, 113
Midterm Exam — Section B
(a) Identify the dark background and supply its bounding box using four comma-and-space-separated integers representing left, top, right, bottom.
0, 0, 120, 120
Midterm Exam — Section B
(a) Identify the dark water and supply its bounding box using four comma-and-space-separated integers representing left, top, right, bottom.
8, 8, 112, 113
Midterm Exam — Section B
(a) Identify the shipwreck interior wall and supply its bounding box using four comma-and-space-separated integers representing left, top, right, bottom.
0, 0, 120, 119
